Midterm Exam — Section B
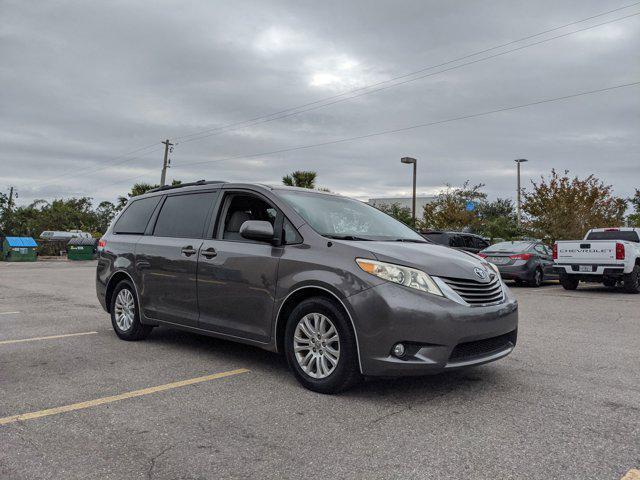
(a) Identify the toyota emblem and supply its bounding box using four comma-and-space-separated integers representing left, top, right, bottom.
474, 267, 487, 280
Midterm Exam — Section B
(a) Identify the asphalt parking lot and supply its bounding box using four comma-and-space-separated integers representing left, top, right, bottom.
0, 261, 638, 479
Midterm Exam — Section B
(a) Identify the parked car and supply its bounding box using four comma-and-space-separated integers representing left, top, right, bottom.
97, 181, 518, 394
553, 227, 640, 293
420, 230, 490, 254
479, 240, 557, 287
40, 230, 92, 241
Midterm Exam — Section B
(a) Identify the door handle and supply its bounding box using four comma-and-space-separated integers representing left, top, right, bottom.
181, 246, 197, 256
201, 247, 217, 259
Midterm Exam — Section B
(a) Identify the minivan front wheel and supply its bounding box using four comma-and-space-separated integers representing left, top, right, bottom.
284, 297, 361, 394
110, 280, 153, 341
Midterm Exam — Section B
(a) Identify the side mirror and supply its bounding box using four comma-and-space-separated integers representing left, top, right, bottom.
240, 220, 275, 242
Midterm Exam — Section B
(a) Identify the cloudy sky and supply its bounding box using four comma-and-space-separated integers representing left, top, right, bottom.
1, 0, 639, 206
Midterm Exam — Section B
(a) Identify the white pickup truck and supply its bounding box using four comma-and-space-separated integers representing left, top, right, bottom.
553, 227, 640, 293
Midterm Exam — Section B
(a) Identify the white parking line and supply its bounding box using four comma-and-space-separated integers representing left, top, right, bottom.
0, 369, 250, 425
621, 469, 640, 480
0, 311, 21, 315
0, 331, 98, 345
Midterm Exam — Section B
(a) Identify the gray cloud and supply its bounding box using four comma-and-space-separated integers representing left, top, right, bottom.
1, 0, 639, 206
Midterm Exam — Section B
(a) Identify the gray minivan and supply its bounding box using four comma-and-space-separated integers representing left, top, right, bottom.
96, 181, 518, 393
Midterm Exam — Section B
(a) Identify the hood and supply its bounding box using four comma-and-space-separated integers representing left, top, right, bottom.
357, 241, 490, 282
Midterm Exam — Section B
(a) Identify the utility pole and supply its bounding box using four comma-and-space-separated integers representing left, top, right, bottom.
160, 139, 174, 187
514, 159, 528, 226
401, 157, 418, 227
8, 186, 15, 211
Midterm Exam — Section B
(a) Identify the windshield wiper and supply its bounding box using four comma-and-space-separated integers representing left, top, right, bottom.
393, 238, 428, 243
324, 234, 373, 241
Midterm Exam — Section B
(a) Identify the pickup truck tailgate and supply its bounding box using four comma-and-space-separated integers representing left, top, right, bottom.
555, 240, 617, 264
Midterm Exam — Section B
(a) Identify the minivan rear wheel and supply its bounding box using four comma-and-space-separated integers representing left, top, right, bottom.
284, 297, 361, 394
110, 280, 153, 341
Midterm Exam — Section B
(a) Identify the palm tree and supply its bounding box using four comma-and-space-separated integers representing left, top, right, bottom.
282, 171, 317, 189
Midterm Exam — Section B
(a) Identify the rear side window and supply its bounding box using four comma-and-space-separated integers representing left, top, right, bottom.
586, 230, 640, 242
153, 192, 218, 238
113, 196, 161, 234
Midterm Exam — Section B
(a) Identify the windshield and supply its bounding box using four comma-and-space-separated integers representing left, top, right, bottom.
586, 230, 639, 242
278, 190, 425, 241
483, 241, 533, 252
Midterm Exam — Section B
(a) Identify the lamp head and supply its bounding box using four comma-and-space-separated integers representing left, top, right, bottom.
514, 158, 528, 163
401, 157, 417, 164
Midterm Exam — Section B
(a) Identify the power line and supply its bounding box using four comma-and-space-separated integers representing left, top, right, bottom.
171, 81, 640, 169
75, 80, 640, 198
21, 2, 640, 190
174, 4, 640, 144
30, 143, 163, 190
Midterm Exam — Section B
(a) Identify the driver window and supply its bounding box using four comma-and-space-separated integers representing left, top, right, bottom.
221, 194, 276, 241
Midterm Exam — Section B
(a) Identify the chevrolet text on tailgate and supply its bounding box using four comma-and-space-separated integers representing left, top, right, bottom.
553, 227, 640, 293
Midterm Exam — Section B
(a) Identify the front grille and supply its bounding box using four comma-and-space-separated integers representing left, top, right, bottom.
449, 330, 517, 363
441, 275, 504, 306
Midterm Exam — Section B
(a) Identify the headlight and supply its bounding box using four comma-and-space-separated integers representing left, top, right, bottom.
356, 258, 443, 296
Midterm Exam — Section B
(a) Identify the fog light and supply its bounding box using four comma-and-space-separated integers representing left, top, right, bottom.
392, 343, 405, 358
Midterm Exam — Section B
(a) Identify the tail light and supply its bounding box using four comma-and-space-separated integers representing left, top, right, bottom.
477, 253, 487, 258
510, 253, 532, 261
552, 243, 558, 260
616, 242, 625, 260
605, 228, 620, 232
98, 239, 106, 251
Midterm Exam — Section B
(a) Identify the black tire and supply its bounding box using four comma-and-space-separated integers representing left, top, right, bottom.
623, 265, 640, 294
284, 296, 361, 394
529, 268, 543, 288
110, 280, 153, 340
559, 273, 579, 291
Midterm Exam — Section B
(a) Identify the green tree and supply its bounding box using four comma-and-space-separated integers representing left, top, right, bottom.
95, 201, 117, 233
477, 198, 521, 240
282, 171, 317, 189
374, 202, 414, 227
419, 181, 486, 232
627, 189, 640, 227
522, 169, 627, 243
4, 197, 104, 237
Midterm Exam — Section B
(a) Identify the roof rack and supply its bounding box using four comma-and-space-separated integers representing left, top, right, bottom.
147, 180, 227, 193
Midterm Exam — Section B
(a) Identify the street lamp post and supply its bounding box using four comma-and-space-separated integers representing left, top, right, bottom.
514, 158, 528, 227
401, 157, 417, 227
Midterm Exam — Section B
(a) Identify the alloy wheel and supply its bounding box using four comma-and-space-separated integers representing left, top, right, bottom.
114, 288, 135, 331
293, 313, 340, 379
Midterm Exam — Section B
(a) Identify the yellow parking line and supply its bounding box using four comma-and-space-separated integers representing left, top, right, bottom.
0, 331, 98, 345
0, 368, 249, 426
622, 469, 640, 480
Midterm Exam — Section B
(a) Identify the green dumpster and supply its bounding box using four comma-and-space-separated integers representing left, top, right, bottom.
67, 237, 98, 260
2, 237, 38, 262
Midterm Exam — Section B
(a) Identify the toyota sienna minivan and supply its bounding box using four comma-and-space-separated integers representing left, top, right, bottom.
96, 181, 518, 393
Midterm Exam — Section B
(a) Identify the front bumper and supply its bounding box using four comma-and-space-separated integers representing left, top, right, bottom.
346, 282, 518, 377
